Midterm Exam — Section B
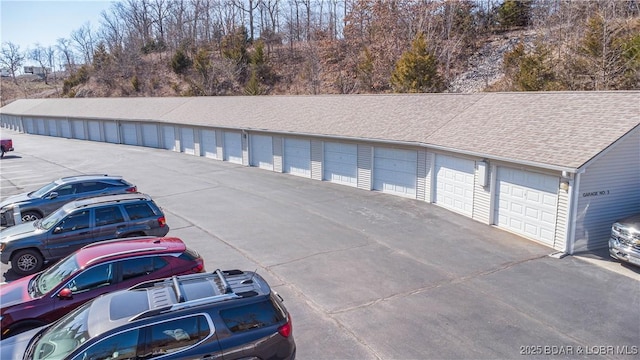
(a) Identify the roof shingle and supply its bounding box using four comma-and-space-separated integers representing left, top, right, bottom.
1, 92, 638, 169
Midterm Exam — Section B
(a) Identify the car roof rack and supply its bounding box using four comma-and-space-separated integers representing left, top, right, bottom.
60, 174, 113, 180
129, 269, 256, 321
74, 193, 152, 208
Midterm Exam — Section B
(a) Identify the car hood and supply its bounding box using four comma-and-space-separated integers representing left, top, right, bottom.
0, 193, 32, 210
618, 214, 640, 228
0, 326, 43, 358
0, 222, 40, 242
0, 275, 35, 308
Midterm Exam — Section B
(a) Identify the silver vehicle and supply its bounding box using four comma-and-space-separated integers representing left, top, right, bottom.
0, 194, 169, 276
0, 174, 137, 227
609, 214, 640, 267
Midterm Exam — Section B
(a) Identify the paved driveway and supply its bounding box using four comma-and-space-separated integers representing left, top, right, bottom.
1, 131, 638, 359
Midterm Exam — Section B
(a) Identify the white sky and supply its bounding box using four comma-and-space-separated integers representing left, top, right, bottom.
1, 0, 113, 56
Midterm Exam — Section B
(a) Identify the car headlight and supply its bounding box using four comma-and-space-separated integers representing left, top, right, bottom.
0, 243, 5, 252
611, 223, 623, 235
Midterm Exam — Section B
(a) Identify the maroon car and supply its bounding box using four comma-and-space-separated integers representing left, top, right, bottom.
0, 236, 205, 338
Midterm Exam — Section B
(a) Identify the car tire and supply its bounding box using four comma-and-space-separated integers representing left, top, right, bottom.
21, 211, 41, 223
11, 249, 44, 276
0, 147, 4, 159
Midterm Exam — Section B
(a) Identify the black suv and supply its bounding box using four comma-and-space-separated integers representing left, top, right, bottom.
0, 193, 169, 276
0, 269, 296, 360
0, 174, 137, 227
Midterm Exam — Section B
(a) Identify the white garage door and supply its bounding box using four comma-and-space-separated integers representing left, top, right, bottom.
250, 134, 273, 170
180, 127, 196, 155
495, 167, 559, 246
49, 120, 59, 137
224, 132, 243, 164
73, 120, 86, 140
434, 155, 475, 216
142, 124, 159, 148
201, 129, 217, 159
36, 119, 46, 135
284, 138, 311, 178
59, 119, 72, 138
104, 122, 119, 143
324, 142, 357, 187
373, 147, 417, 198
163, 126, 176, 150
88, 121, 101, 141
122, 123, 137, 145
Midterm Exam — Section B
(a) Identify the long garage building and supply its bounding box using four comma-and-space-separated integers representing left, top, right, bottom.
1, 91, 639, 255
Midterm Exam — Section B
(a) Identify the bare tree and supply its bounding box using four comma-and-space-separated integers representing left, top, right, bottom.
71, 23, 96, 64
0, 42, 25, 84
29, 44, 52, 84
233, 0, 261, 41
56, 38, 76, 73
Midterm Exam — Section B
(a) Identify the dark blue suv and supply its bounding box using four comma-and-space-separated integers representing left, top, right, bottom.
0, 269, 296, 360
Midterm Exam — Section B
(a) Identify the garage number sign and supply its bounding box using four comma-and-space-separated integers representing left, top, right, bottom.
582, 190, 610, 197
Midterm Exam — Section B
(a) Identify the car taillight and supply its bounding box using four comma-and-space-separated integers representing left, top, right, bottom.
126, 186, 137, 193
157, 216, 166, 227
193, 260, 205, 273
278, 315, 292, 338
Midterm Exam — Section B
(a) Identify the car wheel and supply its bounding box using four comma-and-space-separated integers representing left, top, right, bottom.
0, 147, 4, 159
21, 211, 41, 223
11, 249, 44, 276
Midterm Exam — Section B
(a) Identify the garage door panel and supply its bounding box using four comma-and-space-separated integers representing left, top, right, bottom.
495, 167, 558, 246
180, 128, 195, 155
284, 138, 311, 177
201, 130, 216, 158
373, 148, 417, 198
324, 142, 357, 187
250, 135, 273, 170
434, 155, 475, 216
224, 132, 242, 164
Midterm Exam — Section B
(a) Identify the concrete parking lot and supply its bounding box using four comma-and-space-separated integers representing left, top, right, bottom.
1, 131, 638, 359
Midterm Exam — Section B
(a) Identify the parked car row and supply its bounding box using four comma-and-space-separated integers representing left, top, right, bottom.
0, 174, 296, 360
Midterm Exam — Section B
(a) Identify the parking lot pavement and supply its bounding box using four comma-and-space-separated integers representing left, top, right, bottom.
1, 131, 639, 359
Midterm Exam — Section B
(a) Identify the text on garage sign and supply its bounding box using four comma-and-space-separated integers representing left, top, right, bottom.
582, 190, 610, 197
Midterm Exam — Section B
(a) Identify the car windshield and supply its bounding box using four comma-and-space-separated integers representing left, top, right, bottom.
39, 206, 69, 230
34, 254, 80, 297
30, 302, 91, 360
29, 182, 60, 199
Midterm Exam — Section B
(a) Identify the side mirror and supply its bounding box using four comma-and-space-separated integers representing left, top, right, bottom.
58, 288, 73, 299
53, 227, 62, 234
46, 192, 58, 200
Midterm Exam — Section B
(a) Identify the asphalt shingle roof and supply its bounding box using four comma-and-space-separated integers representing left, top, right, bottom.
1, 92, 638, 170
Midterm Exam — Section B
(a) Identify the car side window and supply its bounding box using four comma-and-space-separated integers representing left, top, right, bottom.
74, 328, 139, 360
95, 206, 125, 226
54, 184, 76, 196
220, 300, 284, 333
141, 315, 210, 357
56, 210, 91, 233
124, 203, 155, 220
67, 263, 114, 293
80, 181, 108, 193
121, 257, 168, 281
